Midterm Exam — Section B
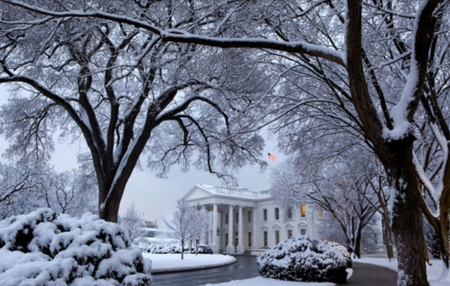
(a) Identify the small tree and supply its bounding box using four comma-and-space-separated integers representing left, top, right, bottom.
164, 199, 210, 259
119, 203, 146, 242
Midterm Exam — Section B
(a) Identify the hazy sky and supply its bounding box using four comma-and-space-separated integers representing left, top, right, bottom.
0, 86, 283, 223
50, 134, 282, 223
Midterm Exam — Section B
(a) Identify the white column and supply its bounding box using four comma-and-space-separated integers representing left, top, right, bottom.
201, 205, 207, 245
226, 205, 234, 254
209, 208, 213, 245
252, 207, 259, 249
237, 205, 244, 254
212, 203, 218, 253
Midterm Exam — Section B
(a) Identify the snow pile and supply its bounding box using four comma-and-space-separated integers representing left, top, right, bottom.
256, 236, 349, 284
0, 208, 152, 286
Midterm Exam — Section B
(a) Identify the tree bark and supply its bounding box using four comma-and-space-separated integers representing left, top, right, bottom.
382, 211, 395, 260
386, 136, 429, 286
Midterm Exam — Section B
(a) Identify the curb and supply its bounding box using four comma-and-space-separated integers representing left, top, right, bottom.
151, 257, 237, 274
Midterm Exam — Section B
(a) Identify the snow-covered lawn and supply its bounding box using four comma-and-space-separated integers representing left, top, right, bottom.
147, 254, 450, 286
143, 253, 236, 273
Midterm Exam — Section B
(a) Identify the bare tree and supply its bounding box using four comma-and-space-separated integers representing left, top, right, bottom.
163, 199, 210, 259
118, 203, 146, 242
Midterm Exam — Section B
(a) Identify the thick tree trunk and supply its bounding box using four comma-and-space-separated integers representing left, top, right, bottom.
387, 137, 429, 286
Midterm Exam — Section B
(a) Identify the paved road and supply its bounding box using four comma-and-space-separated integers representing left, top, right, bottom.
342, 262, 397, 286
151, 256, 259, 286
151, 256, 397, 286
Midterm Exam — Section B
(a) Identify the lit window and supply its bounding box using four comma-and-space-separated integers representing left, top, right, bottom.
317, 206, 323, 218
301, 205, 306, 218
263, 209, 268, 221
275, 230, 280, 244
263, 231, 268, 247
275, 208, 280, 220
287, 229, 293, 239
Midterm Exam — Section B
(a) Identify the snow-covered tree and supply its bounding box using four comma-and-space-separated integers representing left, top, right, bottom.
119, 203, 146, 242
189, 204, 210, 255
270, 158, 379, 258
0, 161, 97, 219
1, 1, 450, 284
0, 0, 268, 223
163, 199, 210, 259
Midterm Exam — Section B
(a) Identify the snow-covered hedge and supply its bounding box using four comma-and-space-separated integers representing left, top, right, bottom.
138, 240, 182, 254
0, 208, 152, 286
256, 236, 349, 284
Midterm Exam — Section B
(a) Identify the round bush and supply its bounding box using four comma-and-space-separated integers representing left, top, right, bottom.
0, 208, 152, 286
256, 235, 349, 284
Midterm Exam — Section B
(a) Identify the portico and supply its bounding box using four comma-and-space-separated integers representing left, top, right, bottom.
181, 185, 266, 254
181, 184, 322, 254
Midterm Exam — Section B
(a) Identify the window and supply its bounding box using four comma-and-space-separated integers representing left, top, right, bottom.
301, 205, 306, 218
248, 211, 252, 223
287, 207, 292, 219
225, 234, 228, 246
275, 208, 280, 220
287, 229, 293, 239
301, 228, 306, 235
263, 231, 268, 247
225, 213, 229, 224
263, 209, 268, 221
236, 212, 239, 224
248, 232, 252, 247
275, 230, 280, 244
317, 206, 323, 218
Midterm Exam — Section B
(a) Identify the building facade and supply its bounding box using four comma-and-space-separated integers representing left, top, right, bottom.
181, 184, 324, 254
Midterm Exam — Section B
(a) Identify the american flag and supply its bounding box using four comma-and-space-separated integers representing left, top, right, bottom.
268, 153, 276, 161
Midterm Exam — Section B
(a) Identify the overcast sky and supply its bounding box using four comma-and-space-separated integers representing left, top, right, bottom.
50, 133, 281, 223
0, 86, 282, 224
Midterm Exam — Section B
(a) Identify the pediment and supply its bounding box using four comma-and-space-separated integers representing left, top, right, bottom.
182, 185, 215, 201
261, 225, 269, 230
272, 224, 281, 230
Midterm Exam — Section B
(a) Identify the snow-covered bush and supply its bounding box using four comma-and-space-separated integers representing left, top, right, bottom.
138, 240, 192, 254
324, 241, 352, 268
256, 236, 349, 284
0, 208, 152, 286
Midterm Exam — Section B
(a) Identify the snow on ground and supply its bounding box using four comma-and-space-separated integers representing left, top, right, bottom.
147, 254, 450, 286
143, 253, 236, 273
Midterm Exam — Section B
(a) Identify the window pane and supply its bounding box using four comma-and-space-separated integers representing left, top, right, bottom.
263, 209, 267, 221
301, 205, 306, 217
287, 229, 293, 239
275, 208, 279, 220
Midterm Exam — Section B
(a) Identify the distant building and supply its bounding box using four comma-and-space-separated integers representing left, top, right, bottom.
181, 184, 324, 254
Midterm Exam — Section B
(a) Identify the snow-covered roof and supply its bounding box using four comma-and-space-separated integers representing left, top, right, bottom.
182, 184, 272, 203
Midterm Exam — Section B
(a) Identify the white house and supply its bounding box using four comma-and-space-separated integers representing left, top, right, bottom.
181, 184, 324, 254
